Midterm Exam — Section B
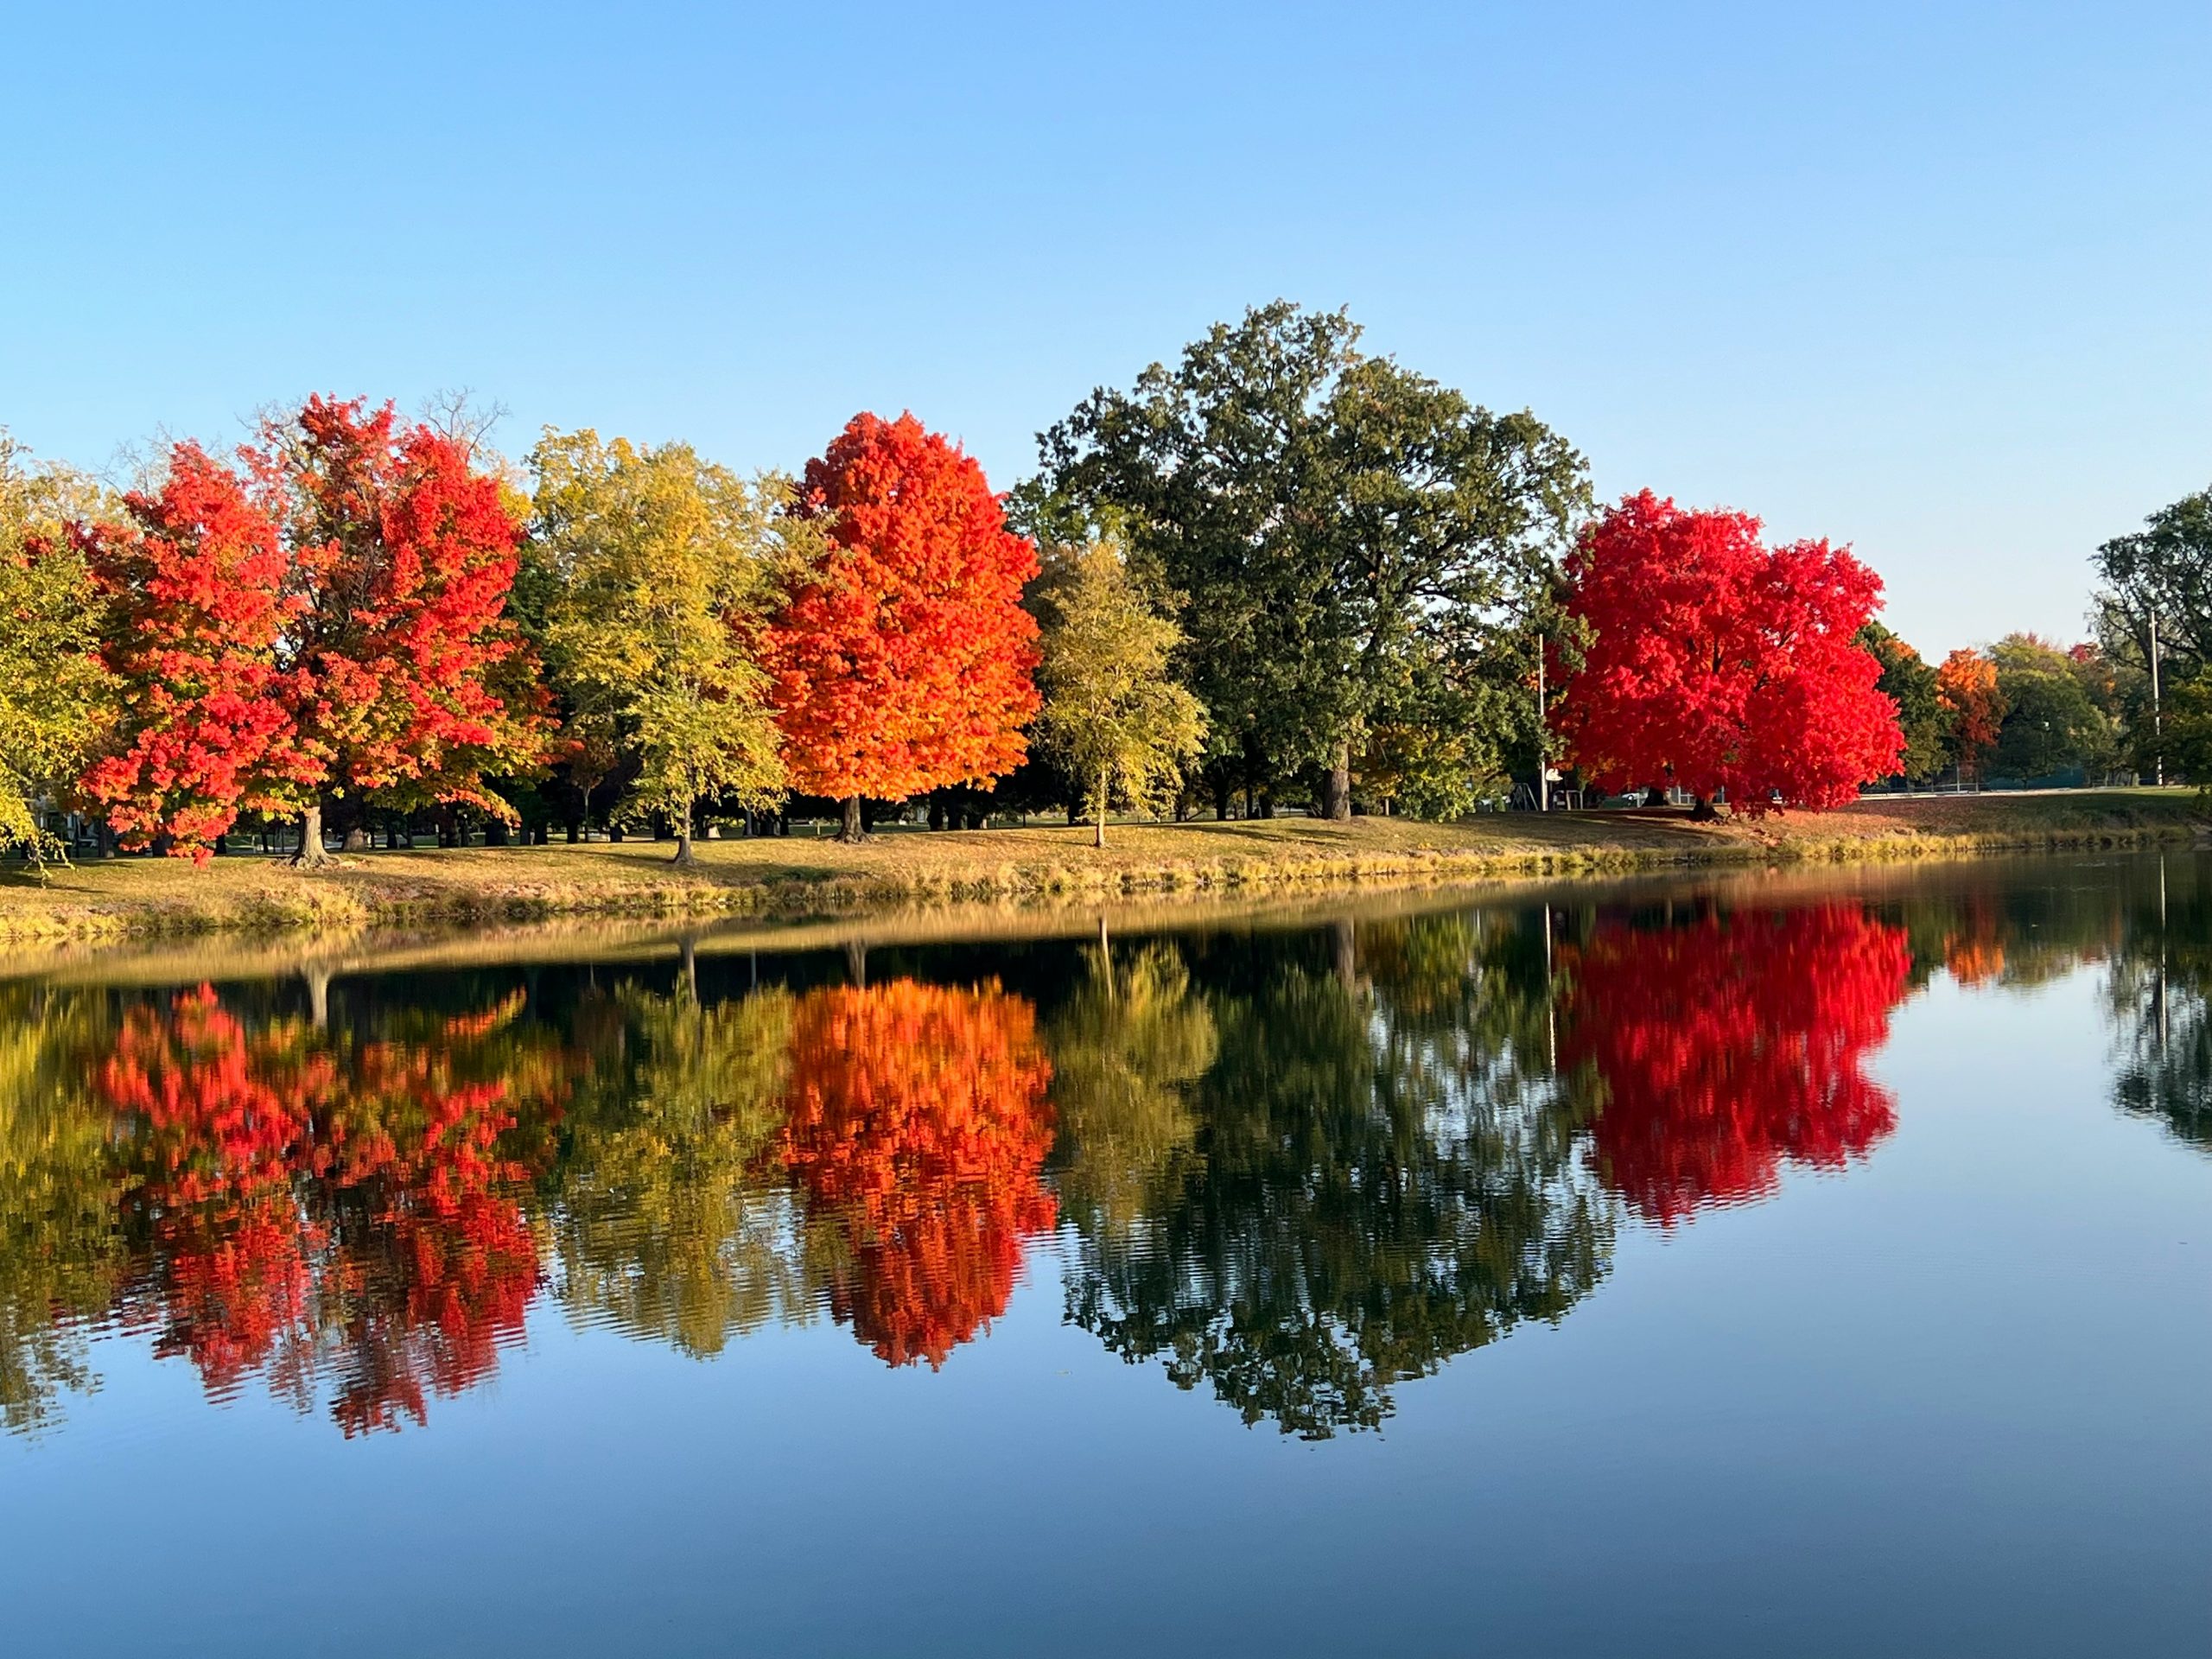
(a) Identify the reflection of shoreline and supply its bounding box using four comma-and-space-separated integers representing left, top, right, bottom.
3, 840, 2203, 990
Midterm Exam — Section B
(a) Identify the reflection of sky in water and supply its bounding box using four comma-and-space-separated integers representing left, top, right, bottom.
2, 853, 2209, 1657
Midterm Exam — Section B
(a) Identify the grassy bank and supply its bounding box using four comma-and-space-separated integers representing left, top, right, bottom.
0, 790, 2203, 944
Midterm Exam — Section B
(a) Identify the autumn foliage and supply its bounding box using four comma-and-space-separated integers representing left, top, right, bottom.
79, 447, 319, 854
1555, 492, 1904, 813
1561, 904, 1911, 1223
267, 397, 550, 826
764, 413, 1041, 816
776, 979, 1058, 1368
1936, 648, 2005, 785
79, 397, 549, 859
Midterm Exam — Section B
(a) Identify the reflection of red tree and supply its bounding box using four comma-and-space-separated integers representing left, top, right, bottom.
1562, 906, 1910, 1224
779, 980, 1057, 1369
97, 987, 558, 1431
101, 989, 334, 1390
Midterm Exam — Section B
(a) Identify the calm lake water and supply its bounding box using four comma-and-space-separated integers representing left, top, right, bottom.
3, 852, 2209, 1656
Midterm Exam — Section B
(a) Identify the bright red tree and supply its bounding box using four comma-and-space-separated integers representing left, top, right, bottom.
1560, 904, 1911, 1224
1554, 492, 1904, 817
254, 397, 551, 862
79, 447, 320, 859
776, 979, 1058, 1368
763, 412, 1041, 840
81, 400, 550, 862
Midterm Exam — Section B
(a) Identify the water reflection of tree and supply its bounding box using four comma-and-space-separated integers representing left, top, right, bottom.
0, 988, 128, 1432
2108, 860, 2212, 1149
1062, 915, 1612, 1439
0, 985, 571, 1435
547, 984, 810, 1356
1045, 939, 1214, 1243
1560, 905, 1911, 1224
778, 980, 1058, 1370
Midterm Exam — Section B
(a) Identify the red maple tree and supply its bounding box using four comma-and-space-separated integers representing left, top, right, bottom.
1554, 492, 1904, 817
763, 412, 1041, 839
254, 397, 551, 861
1561, 904, 1911, 1223
776, 979, 1058, 1368
80, 399, 550, 861
79, 447, 320, 859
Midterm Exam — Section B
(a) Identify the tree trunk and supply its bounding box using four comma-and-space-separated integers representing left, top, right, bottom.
838, 796, 864, 842
342, 825, 371, 853
672, 803, 696, 866
1689, 794, 1720, 822
291, 804, 333, 868
1322, 741, 1352, 821
1096, 766, 1109, 848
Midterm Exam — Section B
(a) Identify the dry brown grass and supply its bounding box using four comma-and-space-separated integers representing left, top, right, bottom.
0, 790, 2201, 945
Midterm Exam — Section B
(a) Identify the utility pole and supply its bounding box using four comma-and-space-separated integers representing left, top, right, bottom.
1533, 617, 1550, 812
2150, 612, 2164, 787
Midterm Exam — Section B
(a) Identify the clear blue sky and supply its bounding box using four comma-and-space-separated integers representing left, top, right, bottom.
4, 2, 2205, 655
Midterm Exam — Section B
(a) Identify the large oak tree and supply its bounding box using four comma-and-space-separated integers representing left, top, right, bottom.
1036, 302, 1586, 818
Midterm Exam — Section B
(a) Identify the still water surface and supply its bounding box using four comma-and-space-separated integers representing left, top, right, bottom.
2, 854, 2208, 1655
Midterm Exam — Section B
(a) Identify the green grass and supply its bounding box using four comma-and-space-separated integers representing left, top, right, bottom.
0, 789, 2202, 946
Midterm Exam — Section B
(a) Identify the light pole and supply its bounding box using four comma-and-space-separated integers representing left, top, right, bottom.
1535, 634, 1548, 812
2150, 611, 2164, 787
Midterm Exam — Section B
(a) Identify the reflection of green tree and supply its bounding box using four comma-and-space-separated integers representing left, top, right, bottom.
1045, 941, 1215, 1243
548, 985, 817, 1356
0, 988, 124, 1433
2108, 862, 2212, 1150
1065, 915, 1612, 1439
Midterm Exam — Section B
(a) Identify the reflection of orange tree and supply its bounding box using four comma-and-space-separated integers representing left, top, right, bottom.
97, 986, 563, 1432
1561, 906, 1911, 1224
777, 980, 1056, 1369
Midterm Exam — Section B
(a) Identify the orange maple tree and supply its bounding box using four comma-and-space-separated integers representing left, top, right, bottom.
1935, 648, 2005, 786
763, 412, 1040, 839
776, 979, 1058, 1367
1561, 904, 1911, 1223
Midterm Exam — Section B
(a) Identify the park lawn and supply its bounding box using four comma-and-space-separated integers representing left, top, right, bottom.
0, 789, 2202, 944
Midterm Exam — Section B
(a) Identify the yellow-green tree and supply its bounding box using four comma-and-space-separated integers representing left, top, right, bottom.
0, 434, 112, 867
1034, 539, 1207, 846
528, 430, 802, 863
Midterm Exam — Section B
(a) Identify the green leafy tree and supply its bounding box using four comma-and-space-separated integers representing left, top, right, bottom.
529, 430, 801, 862
2095, 485, 2211, 677
1038, 302, 1586, 819
2162, 669, 2212, 791
1856, 622, 1948, 783
1988, 633, 2114, 781
0, 435, 112, 866
1034, 539, 1207, 845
